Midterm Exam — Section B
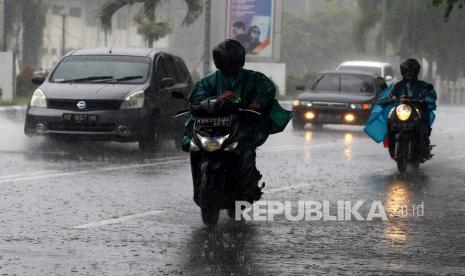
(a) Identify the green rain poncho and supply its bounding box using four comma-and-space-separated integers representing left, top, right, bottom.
182, 69, 292, 151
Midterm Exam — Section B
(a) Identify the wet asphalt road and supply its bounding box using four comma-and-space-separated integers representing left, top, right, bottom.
0, 106, 465, 275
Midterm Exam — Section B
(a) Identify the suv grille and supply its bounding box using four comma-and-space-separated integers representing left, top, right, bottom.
312, 102, 349, 108
47, 99, 122, 111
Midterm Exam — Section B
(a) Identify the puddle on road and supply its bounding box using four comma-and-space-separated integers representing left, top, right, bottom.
0, 114, 32, 153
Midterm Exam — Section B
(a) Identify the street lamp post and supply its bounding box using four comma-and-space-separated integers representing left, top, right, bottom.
58, 8, 68, 57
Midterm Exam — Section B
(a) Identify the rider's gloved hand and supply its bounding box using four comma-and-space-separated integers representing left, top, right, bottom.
248, 102, 261, 112
217, 91, 236, 101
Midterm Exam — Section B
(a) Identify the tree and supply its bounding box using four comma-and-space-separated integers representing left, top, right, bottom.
355, 0, 465, 81
281, 0, 359, 93
3, 0, 47, 67
431, 0, 464, 19
98, 0, 203, 47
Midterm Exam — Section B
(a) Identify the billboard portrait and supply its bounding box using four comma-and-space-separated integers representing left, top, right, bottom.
227, 0, 274, 57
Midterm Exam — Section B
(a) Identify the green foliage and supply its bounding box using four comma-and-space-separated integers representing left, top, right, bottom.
98, 0, 203, 46
134, 14, 171, 47
15, 65, 37, 98
282, 0, 358, 96
431, 0, 465, 19
285, 71, 315, 100
355, 0, 465, 80
3, 0, 47, 66
282, 1, 358, 76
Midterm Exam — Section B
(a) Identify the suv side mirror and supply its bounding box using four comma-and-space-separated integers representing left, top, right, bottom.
296, 85, 305, 91
32, 72, 46, 85
161, 77, 176, 88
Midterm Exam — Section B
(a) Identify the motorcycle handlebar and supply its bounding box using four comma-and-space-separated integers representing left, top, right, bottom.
238, 108, 261, 116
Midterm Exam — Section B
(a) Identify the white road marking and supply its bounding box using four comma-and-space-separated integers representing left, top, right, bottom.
0, 157, 188, 184
69, 210, 165, 229
0, 170, 59, 180
266, 183, 313, 193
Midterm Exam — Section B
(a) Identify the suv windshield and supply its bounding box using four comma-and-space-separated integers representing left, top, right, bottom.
338, 65, 382, 76
308, 73, 374, 94
51, 55, 151, 84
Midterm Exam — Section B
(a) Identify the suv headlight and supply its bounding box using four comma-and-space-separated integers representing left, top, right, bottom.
197, 134, 229, 152
350, 103, 362, 109
300, 101, 313, 107
30, 88, 47, 108
396, 104, 412, 121
120, 91, 144, 109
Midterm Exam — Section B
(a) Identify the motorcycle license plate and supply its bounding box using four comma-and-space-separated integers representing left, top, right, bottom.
196, 117, 232, 127
63, 113, 99, 122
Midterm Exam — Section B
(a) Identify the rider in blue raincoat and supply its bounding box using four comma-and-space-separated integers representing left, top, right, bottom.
364, 59, 437, 158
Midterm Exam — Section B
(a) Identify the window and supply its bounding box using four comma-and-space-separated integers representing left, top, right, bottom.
339, 65, 382, 76
52, 5, 65, 15
164, 55, 178, 80
69, 7, 81, 17
309, 73, 374, 94
50, 55, 151, 84
174, 57, 190, 83
154, 55, 169, 84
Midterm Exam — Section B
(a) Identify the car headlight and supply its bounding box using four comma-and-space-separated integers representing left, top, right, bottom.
120, 91, 144, 109
350, 103, 362, 109
396, 104, 412, 121
350, 103, 372, 110
196, 134, 229, 152
300, 101, 313, 107
30, 88, 47, 108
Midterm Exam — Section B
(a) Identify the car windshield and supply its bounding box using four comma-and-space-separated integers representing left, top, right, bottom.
308, 73, 374, 94
50, 55, 151, 84
338, 65, 382, 76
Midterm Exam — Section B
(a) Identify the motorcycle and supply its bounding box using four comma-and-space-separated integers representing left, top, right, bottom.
384, 95, 433, 172
171, 91, 261, 225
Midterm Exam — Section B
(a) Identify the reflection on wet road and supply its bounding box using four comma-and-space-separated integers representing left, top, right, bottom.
0, 107, 465, 274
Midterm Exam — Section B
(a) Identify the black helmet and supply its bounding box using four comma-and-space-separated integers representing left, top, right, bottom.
400, 58, 421, 81
212, 39, 245, 74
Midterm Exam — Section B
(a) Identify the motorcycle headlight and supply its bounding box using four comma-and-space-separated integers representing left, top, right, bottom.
196, 134, 229, 152
30, 88, 47, 108
224, 141, 238, 152
120, 91, 144, 109
396, 104, 412, 121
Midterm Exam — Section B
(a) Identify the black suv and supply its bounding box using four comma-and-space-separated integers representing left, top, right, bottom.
292, 71, 387, 129
25, 48, 192, 151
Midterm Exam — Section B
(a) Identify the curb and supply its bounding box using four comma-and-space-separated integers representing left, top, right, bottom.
0, 105, 27, 121
0, 105, 27, 112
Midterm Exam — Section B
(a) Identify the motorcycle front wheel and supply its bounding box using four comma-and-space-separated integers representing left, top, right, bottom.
396, 158, 408, 172
199, 172, 223, 226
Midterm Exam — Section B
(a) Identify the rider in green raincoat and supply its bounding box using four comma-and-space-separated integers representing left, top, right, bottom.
183, 39, 291, 204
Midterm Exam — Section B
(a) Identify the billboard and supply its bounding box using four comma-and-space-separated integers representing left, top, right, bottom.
227, 0, 274, 58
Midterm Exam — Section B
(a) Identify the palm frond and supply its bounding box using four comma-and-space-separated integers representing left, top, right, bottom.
142, 0, 162, 20
98, 0, 142, 32
182, 0, 203, 26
